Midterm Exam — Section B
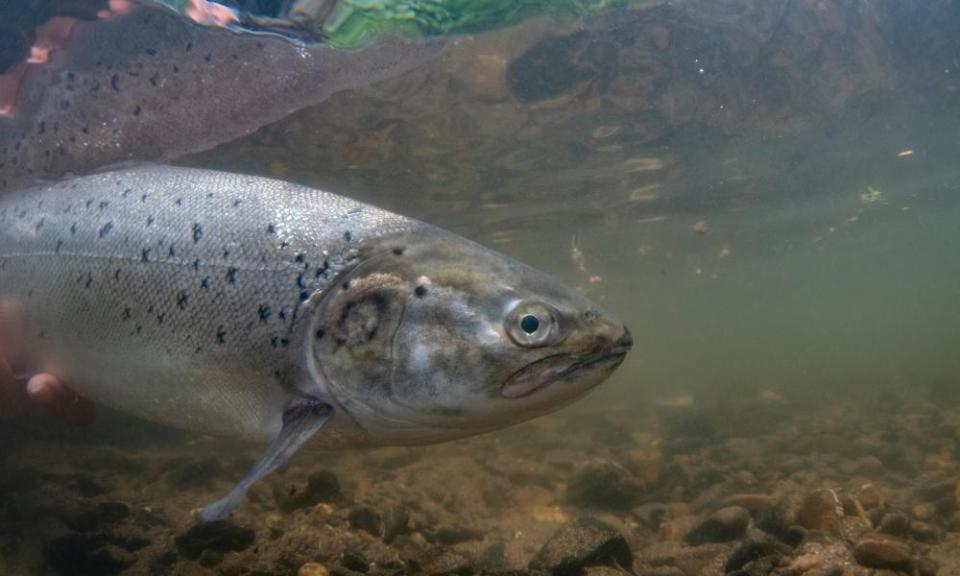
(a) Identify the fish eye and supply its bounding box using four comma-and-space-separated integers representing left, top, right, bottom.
507, 302, 558, 347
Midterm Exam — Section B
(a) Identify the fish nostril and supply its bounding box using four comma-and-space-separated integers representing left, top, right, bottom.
616, 326, 633, 349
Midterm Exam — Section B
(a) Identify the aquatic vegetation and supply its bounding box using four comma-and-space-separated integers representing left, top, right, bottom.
148, 0, 652, 47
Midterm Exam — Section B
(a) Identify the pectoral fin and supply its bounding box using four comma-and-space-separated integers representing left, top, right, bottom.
200, 398, 332, 522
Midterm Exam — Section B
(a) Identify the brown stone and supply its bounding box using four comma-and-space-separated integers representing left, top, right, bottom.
853, 534, 913, 570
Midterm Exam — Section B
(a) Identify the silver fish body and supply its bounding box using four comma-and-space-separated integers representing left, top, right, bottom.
0, 165, 630, 518
0, 165, 417, 442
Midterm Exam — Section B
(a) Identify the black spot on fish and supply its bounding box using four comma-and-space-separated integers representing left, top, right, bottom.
192, 259, 200, 272
114, 268, 122, 281
344, 231, 352, 242
122, 307, 132, 321
278, 309, 288, 321
141, 193, 149, 202
99, 200, 109, 210
55, 240, 63, 254
168, 245, 176, 258
70, 223, 77, 236
200, 277, 210, 290
85, 199, 94, 209
226, 268, 238, 284
111, 74, 120, 92
342, 281, 350, 290
232, 199, 241, 207
122, 188, 132, 198
296, 274, 306, 289
185, 42, 193, 52
299, 291, 310, 302
216, 326, 226, 345
157, 312, 165, 325
267, 223, 277, 235
99, 222, 113, 238
177, 291, 189, 310
35, 218, 44, 231
136, 325, 143, 334
222, 249, 231, 260
258, 305, 272, 323
315, 329, 325, 340
192, 223, 203, 243
133, 105, 142, 117
142, 248, 151, 262
146, 215, 155, 227
295, 253, 305, 264
84, 273, 93, 289
392, 247, 405, 256
176, 198, 183, 206
415, 285, 428, 298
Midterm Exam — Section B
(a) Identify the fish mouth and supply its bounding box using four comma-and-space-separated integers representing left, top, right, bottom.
501, 348, 629, 400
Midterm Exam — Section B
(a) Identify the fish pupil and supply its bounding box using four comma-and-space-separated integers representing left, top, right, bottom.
520, 314, 540, 334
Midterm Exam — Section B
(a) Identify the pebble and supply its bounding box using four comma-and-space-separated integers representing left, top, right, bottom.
853, 534, 913, 570
174, 520, 256, 559
724, 539, 789, 572
530, 517, 633, 576
684, 506, 751, 545
798, 490, 843, 533
878, 511, 910, 536
566, 461, 644, 511
297, 562, 330, 576
910, 520, 941, 542
724, 493, 777, 513
273, 470, 341, 513
348, 506, 384, 538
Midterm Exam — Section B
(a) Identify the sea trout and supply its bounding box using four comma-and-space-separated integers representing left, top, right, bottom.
0, 165, 632, 520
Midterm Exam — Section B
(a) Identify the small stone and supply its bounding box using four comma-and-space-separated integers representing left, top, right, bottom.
853, 534, 913, 570
724, 494, 777, 513
913, 503, 937, 521
44, 534, 134, 576
530, 517, 633, 576
174, 520, 255, 559
658, 515, 699, 541
435, 525, 485, 545
348, 506, 384, 538
418, 547, 475, 576
631, 503, 668, 529
915, 556, 939, 576
878, 511, 910, 536
798, 490, 843, 533
724, 539, 790, 572
566, 461, 644, 511
685, 506, 751, 544
298, 562, 330, 576
198, 549, 223, 568
837, 516, 871, 543
911, 521, 942, 542
342, 551, 369, 572
273, 470, 341, 513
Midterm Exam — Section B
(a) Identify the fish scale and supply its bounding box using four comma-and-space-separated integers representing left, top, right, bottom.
0, 165, 418, 440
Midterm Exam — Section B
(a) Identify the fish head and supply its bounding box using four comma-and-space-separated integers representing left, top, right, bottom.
307, 228, 631, 444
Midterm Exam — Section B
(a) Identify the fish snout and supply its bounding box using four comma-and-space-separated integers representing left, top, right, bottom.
615, 326, 633, 353
582, 309, 632, 356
